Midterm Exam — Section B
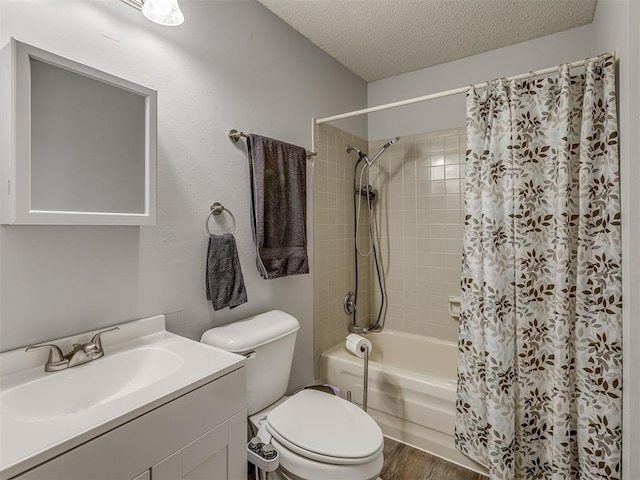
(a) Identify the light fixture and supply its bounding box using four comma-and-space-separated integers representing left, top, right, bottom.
120, 0, 184, 27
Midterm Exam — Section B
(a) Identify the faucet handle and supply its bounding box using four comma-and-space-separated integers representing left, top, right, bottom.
25, 344, 68, 370
90, 327, 120, 352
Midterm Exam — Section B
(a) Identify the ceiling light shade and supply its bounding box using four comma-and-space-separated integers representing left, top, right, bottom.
141, 0, 184, 26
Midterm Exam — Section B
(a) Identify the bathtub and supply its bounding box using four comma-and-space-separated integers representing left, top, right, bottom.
320, 330, 487, 475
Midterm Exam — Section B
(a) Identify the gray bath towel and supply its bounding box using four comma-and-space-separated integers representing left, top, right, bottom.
205, 233, 248, 310
248, 134, 309, 279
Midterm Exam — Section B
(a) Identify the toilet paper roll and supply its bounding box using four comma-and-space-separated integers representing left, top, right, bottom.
345, 334, 373, 359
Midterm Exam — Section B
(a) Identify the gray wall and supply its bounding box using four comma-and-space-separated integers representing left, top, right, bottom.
367, 24, 595, 140
0, 0, 367, 392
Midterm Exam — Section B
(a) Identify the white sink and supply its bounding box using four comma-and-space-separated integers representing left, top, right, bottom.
0, 315, 246, 478
1, 347, 183, 422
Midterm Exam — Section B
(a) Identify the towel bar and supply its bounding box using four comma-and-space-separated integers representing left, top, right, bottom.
206, 202, 236, 236
228, 129, 317, 159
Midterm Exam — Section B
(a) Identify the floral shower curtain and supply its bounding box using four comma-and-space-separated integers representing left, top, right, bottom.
455, 54, 622, 480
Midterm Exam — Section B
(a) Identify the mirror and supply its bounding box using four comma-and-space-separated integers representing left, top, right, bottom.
0, 39, 157, 225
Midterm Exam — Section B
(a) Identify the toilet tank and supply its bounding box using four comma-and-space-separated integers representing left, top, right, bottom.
200, 310, 300, 415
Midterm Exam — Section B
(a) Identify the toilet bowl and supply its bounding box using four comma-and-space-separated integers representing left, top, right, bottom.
253, 389, 383, 480
200, 310, 383, 480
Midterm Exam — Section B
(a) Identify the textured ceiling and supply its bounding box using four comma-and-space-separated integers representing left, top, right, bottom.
257, 0, 598, 82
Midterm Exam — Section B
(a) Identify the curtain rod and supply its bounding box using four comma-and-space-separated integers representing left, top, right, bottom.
315, 52, 614, 125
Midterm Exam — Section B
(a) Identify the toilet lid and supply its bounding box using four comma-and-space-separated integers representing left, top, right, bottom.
266, 390, 383, 460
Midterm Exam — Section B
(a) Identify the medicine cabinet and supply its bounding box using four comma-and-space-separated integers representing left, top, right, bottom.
0, 38, 157, 225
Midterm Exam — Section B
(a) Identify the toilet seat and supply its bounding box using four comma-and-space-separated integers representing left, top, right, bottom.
267, 428, 383, 465
266, 390, 383, 465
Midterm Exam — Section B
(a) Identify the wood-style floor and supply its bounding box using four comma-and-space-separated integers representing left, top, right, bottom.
248, 436, 487, 479
381, 437, 488, 480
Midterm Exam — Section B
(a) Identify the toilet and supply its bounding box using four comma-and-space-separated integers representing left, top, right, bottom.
201, 310, 383, 480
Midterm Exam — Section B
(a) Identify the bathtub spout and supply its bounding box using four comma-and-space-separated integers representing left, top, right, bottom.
349, 324, 369, 334
349, 323, 383, 334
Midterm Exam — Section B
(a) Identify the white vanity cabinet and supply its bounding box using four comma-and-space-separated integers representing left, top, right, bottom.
151, 410, 246, 480
12, 368, 247, 480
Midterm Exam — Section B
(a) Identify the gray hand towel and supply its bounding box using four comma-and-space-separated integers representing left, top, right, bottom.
248, 134, 309, 279
205, 233, 248, 310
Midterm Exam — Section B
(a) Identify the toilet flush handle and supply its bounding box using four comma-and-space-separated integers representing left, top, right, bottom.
245, 351, 257, 360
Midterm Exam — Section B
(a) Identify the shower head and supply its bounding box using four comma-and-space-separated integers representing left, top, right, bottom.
366, 136, 400, 167
383, 136, 400, 149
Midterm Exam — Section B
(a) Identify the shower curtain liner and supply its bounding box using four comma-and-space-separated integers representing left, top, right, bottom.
455, 54, 622, 480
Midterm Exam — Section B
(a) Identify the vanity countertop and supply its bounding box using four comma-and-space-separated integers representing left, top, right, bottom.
0, 316, 245, 479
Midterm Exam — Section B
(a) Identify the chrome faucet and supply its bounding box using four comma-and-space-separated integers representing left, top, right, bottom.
25, 327, 120, 372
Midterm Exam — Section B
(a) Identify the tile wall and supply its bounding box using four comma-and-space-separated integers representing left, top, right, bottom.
368, 128, 466, 342
313, 125, 466, 376
313, 124, 371, 377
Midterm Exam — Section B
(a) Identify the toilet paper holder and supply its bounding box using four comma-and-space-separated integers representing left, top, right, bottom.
362, 343, 369, 413
345, 334, 370, 413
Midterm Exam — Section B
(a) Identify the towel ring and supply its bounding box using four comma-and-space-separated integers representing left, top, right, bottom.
206, 202, 236, 236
